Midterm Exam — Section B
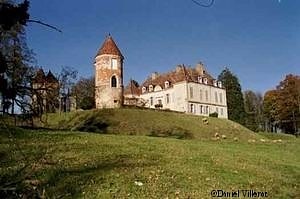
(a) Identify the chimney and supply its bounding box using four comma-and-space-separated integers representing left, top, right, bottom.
195, 62, 206, 75
151, 72, 159, 80
175, 65, 182, 73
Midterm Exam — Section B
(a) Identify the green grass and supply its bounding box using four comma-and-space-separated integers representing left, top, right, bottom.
43, 108, 260, 141
1, 109, 299, 198
0, 127, 299, 198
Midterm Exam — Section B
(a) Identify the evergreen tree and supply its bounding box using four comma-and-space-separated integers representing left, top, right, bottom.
0, 0, 33, 114
244, 90, 263, 131
218, 68, 246, 125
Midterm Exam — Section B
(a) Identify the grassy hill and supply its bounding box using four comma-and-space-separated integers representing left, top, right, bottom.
0, 126, 299, 198
1, 109, 299, 198
43, 108, 259, 141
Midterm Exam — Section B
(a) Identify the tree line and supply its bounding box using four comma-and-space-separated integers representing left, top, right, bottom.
219, 68, 299, 135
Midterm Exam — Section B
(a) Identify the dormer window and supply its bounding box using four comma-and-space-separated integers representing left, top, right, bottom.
204, 78, 208, 85
165, 81, 170, 88
142, 86, 146, 93
218, 81, 222, 88
213, 80, 217, 87
149, 85, 153, 92
154, 85, 162, 92
198, 76, 202, 83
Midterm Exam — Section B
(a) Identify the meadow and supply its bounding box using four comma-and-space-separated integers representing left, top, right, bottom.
0, 108, 299, 198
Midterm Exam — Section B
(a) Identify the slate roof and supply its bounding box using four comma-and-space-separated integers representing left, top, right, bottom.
140, 63, 215, 90
46, 70, 58, 83
33, 69, 58, 84
33, 68, 46, 83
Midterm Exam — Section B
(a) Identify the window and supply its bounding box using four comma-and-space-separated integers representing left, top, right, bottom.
142, 86, 146, 93
154, 85, 162, 92
218, 81, 222, 88
213, 80, 217, 87
215, 91, 218, 103
198, 76, 202, 83
204, 78, 208, 84
111, 58, 118, 69
221, 108, 223, 115
190, 104, 195, 113
216, 107, 219, 113
111, 76, 117, 87
165, 81, 170, 88
149, 85, 153, 92
219, 93, 223, 103
166, 94, 170, 104
200, 89, 203, 101
205, 106, 209, 114
205, 90, 208, 101
158, 99, 162, 105
200, 105, 203, 114
150, 97, 153, 106
190, 87, 193, 98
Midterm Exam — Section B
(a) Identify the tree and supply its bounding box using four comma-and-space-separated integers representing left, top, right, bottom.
244, 90, 263, 131
72, 76, 95, 110
263, 90, 279, 132
276, 74, 300, 134
0, 0, 29, 31
58, 66, 78, 95
57, 66, 77, 112
0, 0, 34, 115
218, 67, 246, 125
0, 0, 61, 116
263, 74, 300, 134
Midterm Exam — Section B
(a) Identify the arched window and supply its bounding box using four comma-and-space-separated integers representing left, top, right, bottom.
111, 76, 117, 87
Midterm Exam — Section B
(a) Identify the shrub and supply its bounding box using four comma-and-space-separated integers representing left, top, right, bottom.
154, 104, 163, 109
74, 115, 109, 133
209, 112, 218, 118
148, 126, 193, 139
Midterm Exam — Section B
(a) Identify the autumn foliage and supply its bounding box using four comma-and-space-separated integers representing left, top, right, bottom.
263, 74, 300, 134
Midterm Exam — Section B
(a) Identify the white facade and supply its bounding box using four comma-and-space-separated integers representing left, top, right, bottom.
139, 79, 228, 118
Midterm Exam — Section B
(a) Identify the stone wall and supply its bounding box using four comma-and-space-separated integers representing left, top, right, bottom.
94, 54, 123, 109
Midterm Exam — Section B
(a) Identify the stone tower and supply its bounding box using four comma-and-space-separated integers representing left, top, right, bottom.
94, 35, 124, 109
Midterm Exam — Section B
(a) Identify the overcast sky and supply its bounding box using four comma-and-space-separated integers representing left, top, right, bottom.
26, 0, 300, 93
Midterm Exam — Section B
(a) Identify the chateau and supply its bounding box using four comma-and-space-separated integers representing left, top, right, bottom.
95, 36, 228, 119
32, 69, 76, 113
32, 69, 59, 114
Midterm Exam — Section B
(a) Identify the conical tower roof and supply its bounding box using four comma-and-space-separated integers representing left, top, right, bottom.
46, 70, 58, 83
33, 68, 46, 83
96, 35, 124, 59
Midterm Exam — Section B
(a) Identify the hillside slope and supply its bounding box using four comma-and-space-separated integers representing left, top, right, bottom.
0, 127, 299, 198
44, 108, 259, 141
